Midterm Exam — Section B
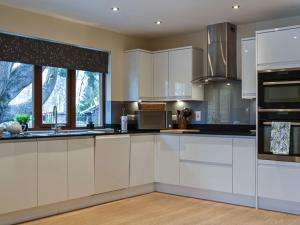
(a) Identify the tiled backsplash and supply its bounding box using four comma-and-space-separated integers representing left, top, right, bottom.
107, 81, 256, 126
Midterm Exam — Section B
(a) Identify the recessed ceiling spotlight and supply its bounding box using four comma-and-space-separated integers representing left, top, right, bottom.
111, 7, 119, 12
155, 20, 162, 25
232, 4, 240, 9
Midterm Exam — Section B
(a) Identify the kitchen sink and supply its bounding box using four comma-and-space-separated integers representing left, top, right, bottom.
26, 128, 114, 137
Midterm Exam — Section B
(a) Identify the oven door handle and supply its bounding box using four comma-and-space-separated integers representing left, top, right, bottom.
263, 122, 300, 126
258, 108, 300, 112
263, 80, 300, 86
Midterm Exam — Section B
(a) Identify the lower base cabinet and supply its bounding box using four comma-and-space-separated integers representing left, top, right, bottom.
95, 135, 130, 194
68, 138, 95, 199
155, 135, 180, 185
38, 139, 68, 206
258, 160, 300, 202
180, 161, 232, 192
233, 137, 256, 196
130, 135, 155, 187
0, 141, 38, 214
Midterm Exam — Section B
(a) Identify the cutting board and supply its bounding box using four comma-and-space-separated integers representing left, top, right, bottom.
160, 129, 200, 134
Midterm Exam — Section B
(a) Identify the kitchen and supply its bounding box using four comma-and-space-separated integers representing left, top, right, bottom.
0, 1, 300, 225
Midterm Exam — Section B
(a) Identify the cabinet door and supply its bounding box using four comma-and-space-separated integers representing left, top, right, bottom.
180, 136, 233, 165
0, 141, 37, 214
258, 160, 300, 202
233, 138, 256, 196
155, 135, 180, 185
257, 27, 300, 69
38, 139, 68, 206
95, 135, 130, 194
139, 51, 154, 99
154, 51, 169, 98
68, 138, 95, 200
242, 38, 256, 99
180, 161, 232, 193
130, 135, 154, 187
168, 48, 192, 97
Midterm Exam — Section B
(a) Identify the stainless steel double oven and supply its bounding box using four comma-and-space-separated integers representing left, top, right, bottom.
258, 69, 300, 162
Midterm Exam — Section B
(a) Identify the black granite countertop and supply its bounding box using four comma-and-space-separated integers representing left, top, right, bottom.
0, 125, 256, 141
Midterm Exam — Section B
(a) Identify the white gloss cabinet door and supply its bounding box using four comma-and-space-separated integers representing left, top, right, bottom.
258, 161, 300, 202
0, 141, 37, 214
233, 138, 256, 196
154, 51, 169, 98
68, 138, 95, 200
241, 38, 256, 99
130, 135, 155, 187
180, 161, 233, 193
95, 135, 130, 194
155, 135, 180, 185
139, 51, 154, 99
38, 139, 68, 206
168, 48, 192, 97
257, 27, 300, 70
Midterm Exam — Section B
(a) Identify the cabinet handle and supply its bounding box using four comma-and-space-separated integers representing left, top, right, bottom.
263, 81, 300, 86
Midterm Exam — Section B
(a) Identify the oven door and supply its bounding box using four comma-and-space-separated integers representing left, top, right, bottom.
258, 111, 300, 162
258, 70, 300, 110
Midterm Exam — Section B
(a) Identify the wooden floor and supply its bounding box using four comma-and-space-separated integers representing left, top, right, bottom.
22, 193, 300, 225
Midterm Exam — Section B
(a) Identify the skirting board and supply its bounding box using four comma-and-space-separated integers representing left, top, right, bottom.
155, 183, 256, 208
0, 184, 155, 225
258, 197, 300, 215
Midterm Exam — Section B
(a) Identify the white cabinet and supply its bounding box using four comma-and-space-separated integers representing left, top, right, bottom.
180, 161, 232, 193
130, 135, 155, 187
155, 135, 180, 185
233, 137, 256, 196
257, 26, 300, 70
38, 139, 68, 206
154, 51, 169, 98
95, 135, 130, 194
168, 47, 203, 99
0, 141, 37, 214
179, 135, 233, 193
258, 160, 300, 202
241, 38, 256, 99
180, 136, 233, 164
124, 47, 203, 101
124, 50, 154, 101
68, 138, 95, 199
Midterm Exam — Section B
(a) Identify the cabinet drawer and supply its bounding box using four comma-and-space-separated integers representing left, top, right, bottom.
180, 136, 232, 165
180, 161, 232, 193
258, 161, 300, 202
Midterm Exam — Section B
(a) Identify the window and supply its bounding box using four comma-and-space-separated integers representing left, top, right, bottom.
0, 61, 34, 126
0, 63, 105, 129
42, 66, 68, 124
76, 70, 103, 127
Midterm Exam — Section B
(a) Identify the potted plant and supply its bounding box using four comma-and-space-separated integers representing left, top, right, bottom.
15, 114, 31, 132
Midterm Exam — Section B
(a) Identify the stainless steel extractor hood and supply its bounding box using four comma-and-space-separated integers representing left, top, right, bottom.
193, 22, 237, 84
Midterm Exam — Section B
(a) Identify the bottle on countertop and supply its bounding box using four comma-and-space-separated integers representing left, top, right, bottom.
121, 107, 128, 132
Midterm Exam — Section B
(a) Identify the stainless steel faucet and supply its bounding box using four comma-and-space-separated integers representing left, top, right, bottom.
52, 106, 60, 133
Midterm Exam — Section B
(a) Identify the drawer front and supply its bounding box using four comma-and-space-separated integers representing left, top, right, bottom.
258, 162, 300, 202
180, 136, 233, 165
180, 161, 233, 193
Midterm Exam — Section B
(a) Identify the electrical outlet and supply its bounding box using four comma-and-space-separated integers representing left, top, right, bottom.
195, 111, 201, 121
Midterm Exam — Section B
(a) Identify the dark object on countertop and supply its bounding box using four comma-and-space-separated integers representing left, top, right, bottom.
178, 108, 192, 129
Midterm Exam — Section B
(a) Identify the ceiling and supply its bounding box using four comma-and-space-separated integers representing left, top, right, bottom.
0, 0, 300, 38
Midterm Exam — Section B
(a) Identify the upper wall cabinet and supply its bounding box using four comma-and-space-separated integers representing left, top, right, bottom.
241, 37, 256, 99
257, 25, 300, 71
153, 51, 169, 98
124, 50, 154, 101
124, 47, 204, 101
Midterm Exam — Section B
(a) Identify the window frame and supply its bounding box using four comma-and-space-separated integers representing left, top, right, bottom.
32, 66, 106, 130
